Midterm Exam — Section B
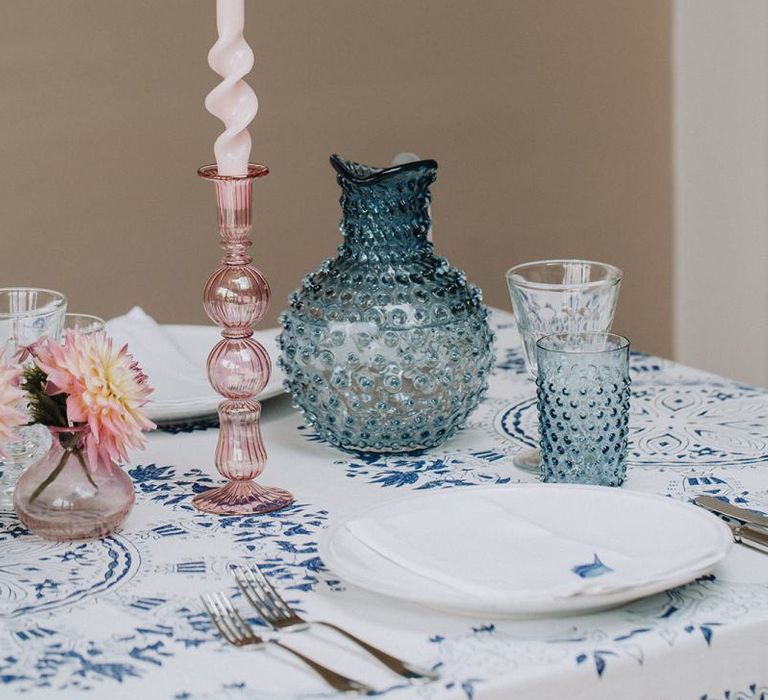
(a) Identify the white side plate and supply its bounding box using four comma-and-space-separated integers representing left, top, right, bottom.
148, 325, 286, 423
319, 483, 733, 617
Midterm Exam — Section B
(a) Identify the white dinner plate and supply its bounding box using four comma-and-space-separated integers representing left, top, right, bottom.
149, 325, 286, 424
319, 484, 733, 617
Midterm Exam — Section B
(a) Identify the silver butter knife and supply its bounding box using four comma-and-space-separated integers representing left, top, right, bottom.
694, 495, 768, 554
694, 495, 768, 529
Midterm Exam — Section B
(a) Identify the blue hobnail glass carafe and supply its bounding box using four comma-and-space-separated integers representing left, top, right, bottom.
278, 154, 494, 453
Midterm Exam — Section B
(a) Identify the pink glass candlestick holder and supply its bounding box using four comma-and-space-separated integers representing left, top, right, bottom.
191, 163, 294, 515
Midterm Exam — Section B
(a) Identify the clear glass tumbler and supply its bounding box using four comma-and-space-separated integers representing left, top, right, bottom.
63, 313, 105, 335
505, 260, 622, 472
0, 288, 67, 507
536, 332, 630, 487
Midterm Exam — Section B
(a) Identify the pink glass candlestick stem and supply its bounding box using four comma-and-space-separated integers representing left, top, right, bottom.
192, 163, 294, 515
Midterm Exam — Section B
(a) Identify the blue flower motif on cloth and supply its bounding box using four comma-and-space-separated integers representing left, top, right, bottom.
3, 310, 768, 699
0, 519, 139, 619
664, 469, 768, 516
494, 347, 527, 374
298, 424, 518, 490
128, 463, 214, 508
421, 574, 764, 688
700, 685, 768, 700
572, 554, 613, 579
340, 453, 513, 490
575, 649, 617, 678
629, 350, 665, 374
0, 464, 334, 693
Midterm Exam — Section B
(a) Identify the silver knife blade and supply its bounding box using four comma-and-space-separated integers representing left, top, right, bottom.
694, 495, 768, 529
731, 523, 768, 554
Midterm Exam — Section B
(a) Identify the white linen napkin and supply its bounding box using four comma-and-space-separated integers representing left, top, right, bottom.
106, 307, 215, 416
345, 489, 720, 601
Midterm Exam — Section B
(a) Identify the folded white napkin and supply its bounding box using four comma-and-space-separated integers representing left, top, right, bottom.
345, 489, 720, 601
106, 308, 215, 418
106, 307, 283, 422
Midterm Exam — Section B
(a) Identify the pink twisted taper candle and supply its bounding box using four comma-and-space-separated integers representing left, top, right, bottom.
192, 0, 293, 515
206, 0, 259, 176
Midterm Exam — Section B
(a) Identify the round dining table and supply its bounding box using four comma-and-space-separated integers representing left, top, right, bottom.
1, 309, 767, 699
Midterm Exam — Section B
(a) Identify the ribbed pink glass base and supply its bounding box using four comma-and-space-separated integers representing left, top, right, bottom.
191, 480, 294, 515
192, 163, 293, 516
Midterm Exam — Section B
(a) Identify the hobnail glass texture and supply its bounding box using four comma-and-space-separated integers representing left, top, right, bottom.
13, 428, 134, 541
536, 332, 631, 487
505, 260, 622, 377
505, 260, 622, 473
0, 288, 67, 506
191, 164, 293, 515
278, 155, 494, 453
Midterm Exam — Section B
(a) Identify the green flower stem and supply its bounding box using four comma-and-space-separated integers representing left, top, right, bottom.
73, 448, 97, 490
28, 449, 71, 504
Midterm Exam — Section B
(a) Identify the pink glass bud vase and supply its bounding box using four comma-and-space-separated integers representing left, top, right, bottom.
191, 164, 293, 515
13, 427, 135, 541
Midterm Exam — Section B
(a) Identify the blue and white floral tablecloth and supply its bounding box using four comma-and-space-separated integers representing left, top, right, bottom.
2, 309, 767, 699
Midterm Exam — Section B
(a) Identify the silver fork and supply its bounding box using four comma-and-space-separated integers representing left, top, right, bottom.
201, 591, 373, 695
234, 564, 439, 681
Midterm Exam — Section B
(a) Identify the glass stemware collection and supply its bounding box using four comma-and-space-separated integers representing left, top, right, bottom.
62, 313, 105, 335
0, 290, 108, 510
0, 288, 67, 507
505, 260, 623, 473
3, 255, 630, 529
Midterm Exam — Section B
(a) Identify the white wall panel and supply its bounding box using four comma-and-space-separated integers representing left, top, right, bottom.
673, 0, 768, 386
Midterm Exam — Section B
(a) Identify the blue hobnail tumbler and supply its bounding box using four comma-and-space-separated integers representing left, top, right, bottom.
536, 332, 631, 486
278, 155, 494, 453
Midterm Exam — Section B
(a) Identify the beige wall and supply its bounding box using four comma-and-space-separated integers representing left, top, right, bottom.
0, 0, 672, 356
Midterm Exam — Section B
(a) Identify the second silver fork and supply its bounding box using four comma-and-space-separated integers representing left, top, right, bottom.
234, 564, 438, 681
202, 591, 373, 695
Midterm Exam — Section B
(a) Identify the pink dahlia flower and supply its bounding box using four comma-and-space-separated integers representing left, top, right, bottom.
0, 363, 25, 458
34, 331, 155, 465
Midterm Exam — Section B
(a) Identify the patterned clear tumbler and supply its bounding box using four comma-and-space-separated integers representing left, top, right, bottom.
505, 260, 622, 472
0, 288, 67, 507
536, 332, 631, 487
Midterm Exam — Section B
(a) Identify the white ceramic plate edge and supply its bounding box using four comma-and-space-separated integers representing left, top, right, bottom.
318, 483, 733, 617
147, 325, 287, 423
